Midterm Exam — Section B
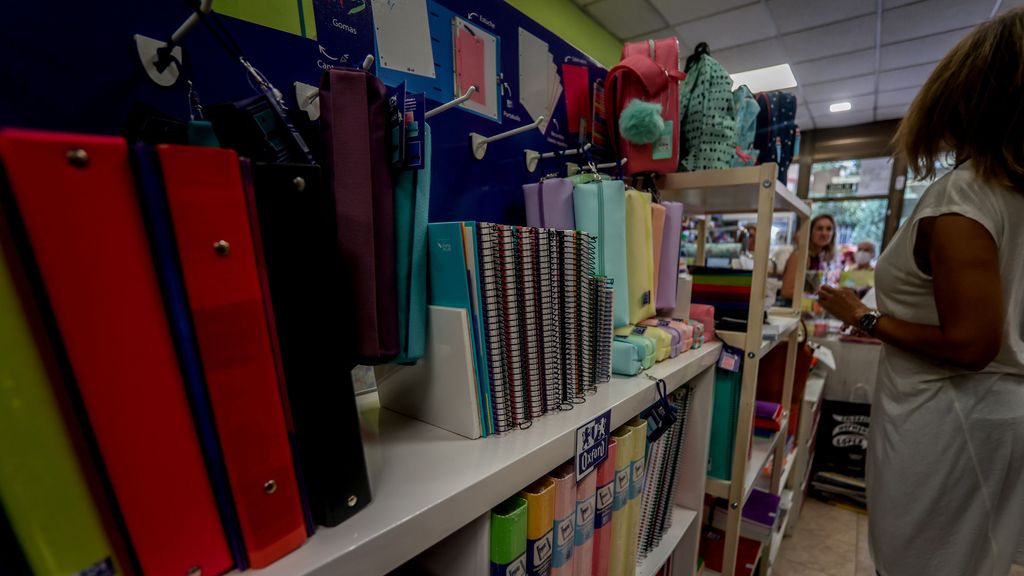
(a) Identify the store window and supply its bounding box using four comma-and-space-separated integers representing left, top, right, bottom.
808, 157, 892, 257
900, 157, 955, 227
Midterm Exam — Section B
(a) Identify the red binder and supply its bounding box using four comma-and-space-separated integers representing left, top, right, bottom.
156, 145, 306, 567
0, 130, 233, 576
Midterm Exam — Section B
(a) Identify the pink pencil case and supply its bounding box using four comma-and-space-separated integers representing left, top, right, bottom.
688, 304, 715, 342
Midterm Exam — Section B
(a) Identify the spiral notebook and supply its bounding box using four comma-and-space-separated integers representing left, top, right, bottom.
476, 223, 609, 433
637, 386, 693, 558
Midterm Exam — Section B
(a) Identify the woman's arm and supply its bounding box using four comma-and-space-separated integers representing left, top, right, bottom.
819, 214, 1002, 371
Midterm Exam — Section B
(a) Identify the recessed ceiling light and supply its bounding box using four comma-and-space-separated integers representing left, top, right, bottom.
730, 64, 797, 93
830, 102, 852, 113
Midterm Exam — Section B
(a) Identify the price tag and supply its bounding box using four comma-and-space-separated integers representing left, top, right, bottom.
718, 345, 742, 373
575, 410, 611, 482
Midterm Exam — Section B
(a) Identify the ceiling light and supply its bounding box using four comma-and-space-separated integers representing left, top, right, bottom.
830, 102, 852, 113
730, 64, 797, 93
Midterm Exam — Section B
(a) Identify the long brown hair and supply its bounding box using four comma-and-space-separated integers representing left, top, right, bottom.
895, 8, 1024, 188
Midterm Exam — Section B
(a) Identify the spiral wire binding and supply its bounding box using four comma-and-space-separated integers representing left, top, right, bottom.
478, 223, 514, 433
536, 228, 562, 414
591, 275, 614, 385
577, 233, 598, 396
515, 226, 544, 422
498, 225, 532, 430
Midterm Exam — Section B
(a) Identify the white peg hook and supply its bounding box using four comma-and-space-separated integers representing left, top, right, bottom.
524, 143, 592, 173
425, 85, 477, 119
135, 0, 214, 87
470, 116, 544, 160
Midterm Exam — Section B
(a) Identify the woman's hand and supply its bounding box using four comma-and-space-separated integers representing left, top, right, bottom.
817, 285, 870, 326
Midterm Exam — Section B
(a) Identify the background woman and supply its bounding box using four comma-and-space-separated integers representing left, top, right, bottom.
780, 213, 836, 304
818, 8, 1024, 574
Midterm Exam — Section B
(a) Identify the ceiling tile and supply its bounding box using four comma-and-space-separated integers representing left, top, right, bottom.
814, 109, 875, 129
792, 49, 876, 85
807, 94, 875, 117
875, 103, 910, 120
1000, 0, 1024, 13
878, 61, 936, 91
781, 15, 877, 62
766, 0, 876, 35
879, 28, 965, 70
586, 0, 667, 40
801, 74, 877, 103
876, 86, 919, 107
709, 37, 789, 74
882, 0, 990, 44
650, 0, 759, 25
675, 4, 777, 51
882, 0, 919, 7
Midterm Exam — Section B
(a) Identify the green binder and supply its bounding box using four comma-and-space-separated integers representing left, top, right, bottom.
490, 496, 527, 575
708, 367, 742, 481
0, 243, 118, 574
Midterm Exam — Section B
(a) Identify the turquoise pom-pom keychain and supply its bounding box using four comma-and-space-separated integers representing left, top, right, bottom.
618, 99, 664, 144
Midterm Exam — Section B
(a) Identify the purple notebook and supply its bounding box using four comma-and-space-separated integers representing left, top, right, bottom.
656, 201, 683, 309
524, 178, 575, 230
743, 488, 781, 528
755, 400, 782, 421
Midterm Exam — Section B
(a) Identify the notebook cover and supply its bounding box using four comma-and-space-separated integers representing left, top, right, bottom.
743, 489, 780, 529
574, 468, 597, 576
0, 129, 233, 575
520, 478, 555, 576
656, 202, 683, 310
755, 401, 782, 422
462, 222, 494, 435
626, 418, 648, 573
549, 463, 577, 576
491, 497, 528, 576
624, 189, 656, 324
709, 369, 741, 480
393, 123, 431, 363
562, 64, 591, 135
593, 437, 617, 576
249, 162, 372, 527
573, 180, 628, 327
456, 23, 487, 106
132, 143, 247, 569
650, 203, 666, 308
609, 426, 634, 576
156, 146, 306, 567
0, 202, 119, 576
524, 178, 576, 230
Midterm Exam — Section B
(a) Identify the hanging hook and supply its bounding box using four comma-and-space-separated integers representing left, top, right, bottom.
469, 116, 544, 160
425, 85, 478, 119
135, 0, 215, 86
524, 143, 592, 173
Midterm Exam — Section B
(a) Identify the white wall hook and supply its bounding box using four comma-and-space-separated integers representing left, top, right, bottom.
136, 0, 214, 86
294, 82, 320, 121
362, 54, 375, 71
470, 116, 544, 160
425, 85, 477, 119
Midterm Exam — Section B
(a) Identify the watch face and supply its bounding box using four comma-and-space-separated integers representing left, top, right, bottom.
859, 312, 878, 332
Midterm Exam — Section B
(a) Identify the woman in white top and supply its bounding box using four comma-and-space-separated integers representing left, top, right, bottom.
818, 9, 1024, 576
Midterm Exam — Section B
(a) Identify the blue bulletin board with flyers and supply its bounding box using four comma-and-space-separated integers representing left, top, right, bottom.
0, 0, 608, 224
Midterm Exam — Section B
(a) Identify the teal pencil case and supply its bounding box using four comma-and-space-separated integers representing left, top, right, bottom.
573, 179, 629, 328
611, 334, 656, 376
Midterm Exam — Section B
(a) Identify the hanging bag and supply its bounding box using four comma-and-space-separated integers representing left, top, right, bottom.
679, 51, 737, 171
605, 39, 685, 175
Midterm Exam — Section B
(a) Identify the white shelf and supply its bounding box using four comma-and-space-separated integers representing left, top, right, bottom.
768, 508, 790, 566
636, 506, 700, 576
706, 416, 788, 503
253, 343, 722, 576
804, 372, 826, 404
660, 166, 810, 217
754, 444, 796, 496
717, 315, 800, 358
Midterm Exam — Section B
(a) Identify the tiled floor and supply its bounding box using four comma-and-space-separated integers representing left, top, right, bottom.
774, 497, 1024, 576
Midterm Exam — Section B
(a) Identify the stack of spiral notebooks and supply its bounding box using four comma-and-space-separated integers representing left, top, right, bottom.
637, 385, 693, 559
475, 222, 614, 434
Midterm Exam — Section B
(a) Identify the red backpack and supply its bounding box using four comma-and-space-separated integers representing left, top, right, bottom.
605, 38, 685, 175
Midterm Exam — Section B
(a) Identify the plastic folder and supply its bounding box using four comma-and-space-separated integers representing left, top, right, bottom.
573, 179, 628, 327
593, 437, 617, 576
562, 63, 592, 135
550, 463, 577, 576
609, 425, 634, 576
491, 497, 528, 576
709, 367, 743, 481
624, 189, 656, 324
0, 129, 232, 575
656, 202, 684, 310
0, 208, 119, 575
520, 478, 555, 576
155, 146, 306, 567
393, 123, 431, 363
574, 470, 597, 576
248, 162, 371, 527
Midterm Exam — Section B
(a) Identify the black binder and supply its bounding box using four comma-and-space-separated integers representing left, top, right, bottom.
245, 161, 371, 527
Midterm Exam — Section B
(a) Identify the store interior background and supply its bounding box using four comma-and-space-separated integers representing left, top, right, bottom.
510, 0, 1022, 574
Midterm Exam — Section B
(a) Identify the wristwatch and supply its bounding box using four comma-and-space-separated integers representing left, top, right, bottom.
858, 310, 883, 335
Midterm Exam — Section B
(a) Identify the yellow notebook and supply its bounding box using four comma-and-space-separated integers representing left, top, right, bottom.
520, 477, 556, 575
608, 425, 635, 576
624, 189, 656, 324
625, 418, 649, 576
0, 244, 118, 574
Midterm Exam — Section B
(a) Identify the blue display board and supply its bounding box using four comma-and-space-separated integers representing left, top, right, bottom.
0, 0, 607, 225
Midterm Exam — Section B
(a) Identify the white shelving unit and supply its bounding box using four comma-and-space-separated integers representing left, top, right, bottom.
637, 507, 700, 576
254, 343, 722, 576
661, 164, 811, 576
784, 371, 827, 536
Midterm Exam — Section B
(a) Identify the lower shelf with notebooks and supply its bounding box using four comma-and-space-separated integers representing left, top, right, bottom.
250, 342, 721, 576
636, 506, 700, 576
